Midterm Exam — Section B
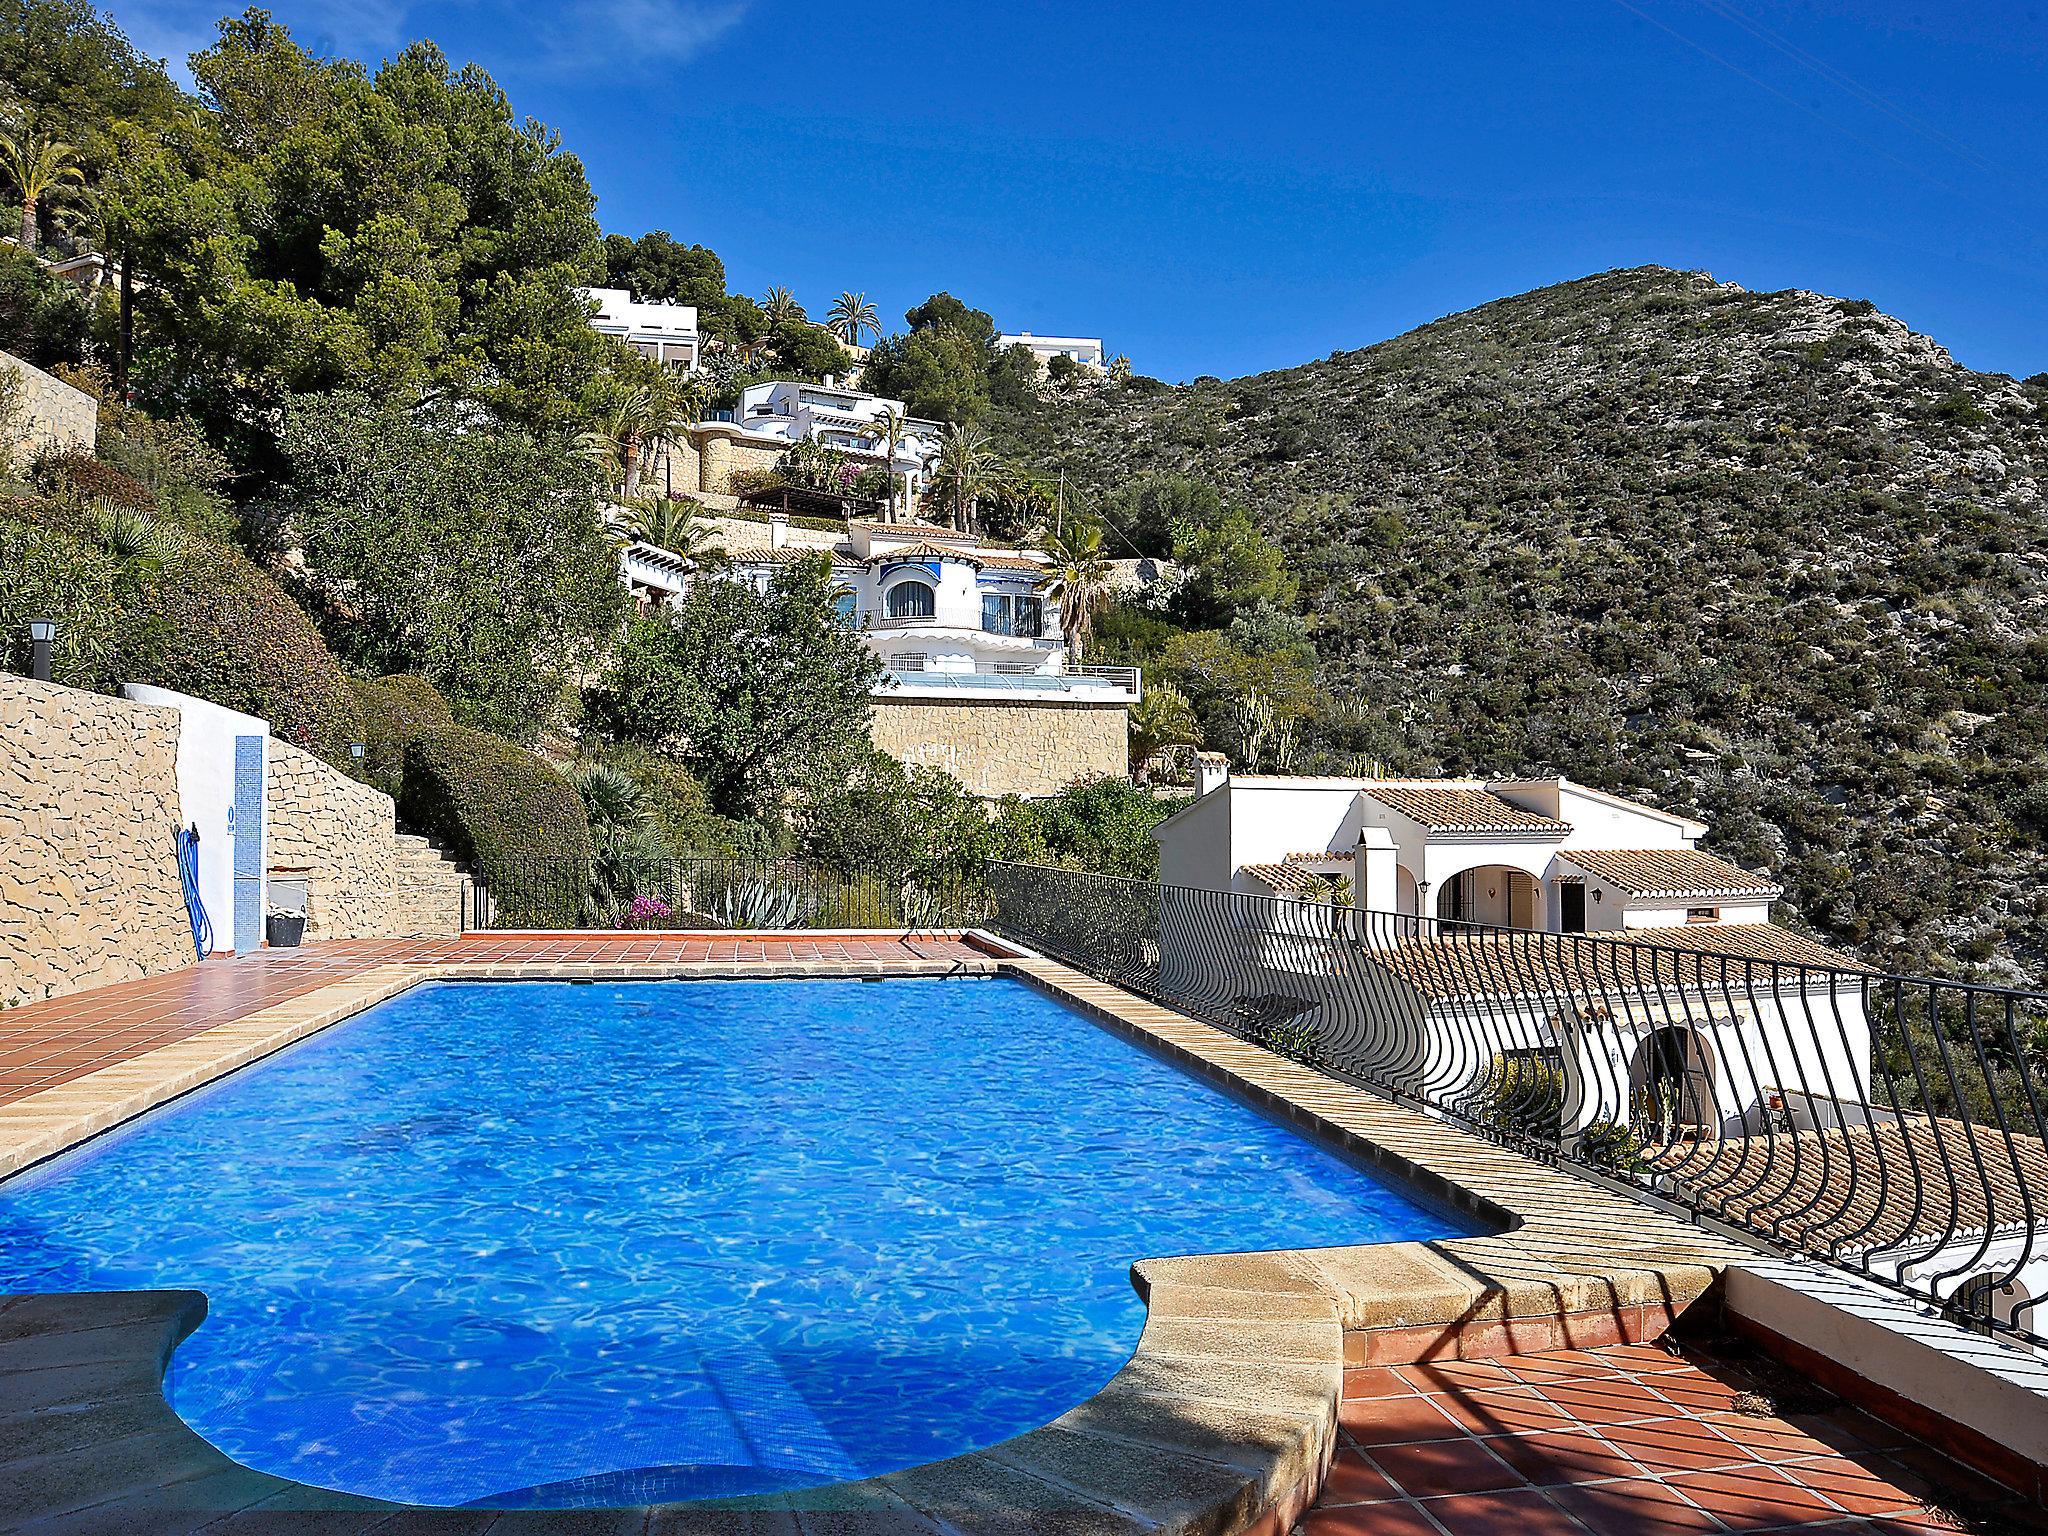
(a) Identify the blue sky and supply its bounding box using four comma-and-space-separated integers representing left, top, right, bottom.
112, 0, 2048, 383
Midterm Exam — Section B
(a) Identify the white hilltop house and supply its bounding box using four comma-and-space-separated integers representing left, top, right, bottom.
619, 516, 1138, 798
582, 287, 702, 370
727, 379, 946, 506
997, 332, 1106, 374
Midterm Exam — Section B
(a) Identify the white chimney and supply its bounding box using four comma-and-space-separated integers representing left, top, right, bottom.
768, 512, 789, 549
1195, 751, 1230, 798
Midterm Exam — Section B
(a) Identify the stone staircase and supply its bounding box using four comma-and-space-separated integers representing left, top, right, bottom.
392, 833, 469, 937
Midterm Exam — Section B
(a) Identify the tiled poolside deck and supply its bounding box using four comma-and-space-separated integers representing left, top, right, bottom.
0, 932, 988, 1105
1306, 1337, 2037, 1536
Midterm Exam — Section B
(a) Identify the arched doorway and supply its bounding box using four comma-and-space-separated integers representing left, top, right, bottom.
1435, 866, 1544, 930
1631, 1026, 1718, 1136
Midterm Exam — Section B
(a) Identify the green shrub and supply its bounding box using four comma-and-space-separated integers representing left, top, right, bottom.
121, 536, 363, 763
400, 727, 593, 926
0, 511, 123, 688
1481, 1052, 1565, 1142
32, 453, 155, 512
1578, 1120, 1648, 1175
599, 742, 768, 857
351, 673, 455, 794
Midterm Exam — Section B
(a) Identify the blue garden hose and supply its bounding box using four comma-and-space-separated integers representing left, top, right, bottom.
177, 824, 212, 962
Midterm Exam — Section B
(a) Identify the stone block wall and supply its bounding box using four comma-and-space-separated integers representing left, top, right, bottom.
263, 739, 400, 942
870, 697, 1129, 798
0, 676, 193, 1008
1, 350, 96, 465
692, 427, 786, 495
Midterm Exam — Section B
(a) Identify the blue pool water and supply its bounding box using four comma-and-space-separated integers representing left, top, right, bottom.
0, 977, 1473, 1507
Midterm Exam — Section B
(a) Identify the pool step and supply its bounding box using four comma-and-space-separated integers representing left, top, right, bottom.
393, 833, 468, 937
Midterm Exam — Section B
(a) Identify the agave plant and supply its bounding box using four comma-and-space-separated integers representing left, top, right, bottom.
710, 875, 815, 929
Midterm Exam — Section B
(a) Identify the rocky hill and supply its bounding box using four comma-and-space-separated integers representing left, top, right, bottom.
995, 266, 2048, 980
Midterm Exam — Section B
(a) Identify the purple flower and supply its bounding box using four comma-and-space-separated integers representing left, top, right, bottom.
622, 895, 673, 928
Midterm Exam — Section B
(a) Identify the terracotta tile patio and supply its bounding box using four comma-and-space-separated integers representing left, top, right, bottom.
0, 932, 987, 1106
1303, 1339, 2040, 1536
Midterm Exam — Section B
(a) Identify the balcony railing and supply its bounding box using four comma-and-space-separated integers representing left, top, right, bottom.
984, 862, 2048, 1354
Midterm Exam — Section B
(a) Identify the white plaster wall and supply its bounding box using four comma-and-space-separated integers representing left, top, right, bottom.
124, 685, 268, 954
1618, 897, 1774, 930
1499, 780, 1699, 851
1225, 784, 1366, 885
1156, 788, 1231, 891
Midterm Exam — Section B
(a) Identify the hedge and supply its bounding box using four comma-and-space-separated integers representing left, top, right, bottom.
32, 453, 155, 512
351, 673, 454, 795
400, 727, 593, 926
0, 511, 123, 689
121, 535, 363, 764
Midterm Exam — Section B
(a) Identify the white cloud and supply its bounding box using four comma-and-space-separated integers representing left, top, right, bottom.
110, 0, 754, 90
532, 0, 752, 73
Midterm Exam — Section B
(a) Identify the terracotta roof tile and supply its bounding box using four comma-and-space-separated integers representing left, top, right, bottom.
1561, 848, 1780, 900
1242, 862, 1342, 896
1366, 785, 1572, 834
725, 544, 858, 567
864, 542, 984, 566
1651, 1120, 2048, 1253
1369, 923, 1865, 1002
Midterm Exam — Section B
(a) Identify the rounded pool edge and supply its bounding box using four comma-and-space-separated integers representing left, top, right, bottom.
0, 1275, 1344, 1535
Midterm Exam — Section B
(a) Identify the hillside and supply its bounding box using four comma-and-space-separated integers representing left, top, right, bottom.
995, 267, 2048, 980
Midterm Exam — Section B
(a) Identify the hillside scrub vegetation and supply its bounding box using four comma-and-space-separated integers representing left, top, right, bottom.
994, 266, 2048, 980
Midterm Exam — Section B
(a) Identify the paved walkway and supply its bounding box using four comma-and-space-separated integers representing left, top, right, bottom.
1306, 1338, 2037, 1536
0, 933, 986, 1106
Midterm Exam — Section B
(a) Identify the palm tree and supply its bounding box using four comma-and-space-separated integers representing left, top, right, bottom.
623, 496, 717, 566
1039, 521, 1113, 661
760, 286, 804, 327
0, 127, 86, 251
929, 421, 999, 533
864, 406, 909, 518
587, 375, 701, 497
826, 291, 880, 348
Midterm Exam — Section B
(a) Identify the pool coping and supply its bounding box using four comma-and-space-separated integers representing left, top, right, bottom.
0, 942, 1756, 1535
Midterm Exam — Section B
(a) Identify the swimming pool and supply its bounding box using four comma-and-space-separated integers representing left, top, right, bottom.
0, 976, 1475, 1507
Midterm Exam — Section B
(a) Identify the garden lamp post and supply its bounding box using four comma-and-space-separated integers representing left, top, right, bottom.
27, 618, 55, 682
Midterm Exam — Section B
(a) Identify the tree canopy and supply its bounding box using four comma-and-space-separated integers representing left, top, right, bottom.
267, 392, 627, 740
586, 556, 884, 820
102, 11, 613, 464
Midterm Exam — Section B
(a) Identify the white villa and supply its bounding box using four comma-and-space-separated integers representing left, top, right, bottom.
583, 287, 702, 371
1160, 763, 1782, 934
621, 516, 1138, 798
1152, 762, 1872, 1153
730, 379, 946, 504
997, 332, 1107, 374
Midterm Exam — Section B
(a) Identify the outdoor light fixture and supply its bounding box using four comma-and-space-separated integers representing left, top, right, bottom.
350, 742, 366, 761
26, 618, 55, 683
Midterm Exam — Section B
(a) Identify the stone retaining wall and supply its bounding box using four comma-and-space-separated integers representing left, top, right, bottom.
0, 676, 191, 1007
263, 740, 400, 941
648, 425, 786, 497
1, 349, 96, 465
871, 697, 1128, 797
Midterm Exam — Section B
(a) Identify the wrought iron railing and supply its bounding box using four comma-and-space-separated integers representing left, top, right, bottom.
984, 861, 2048, 1353
466, 855, 990, 934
